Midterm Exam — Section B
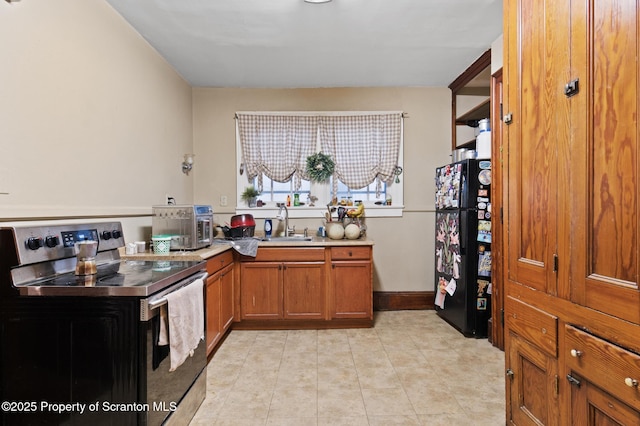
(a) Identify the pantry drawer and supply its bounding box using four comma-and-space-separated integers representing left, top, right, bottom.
505, 296, 557, 357
565, 324, 640, 411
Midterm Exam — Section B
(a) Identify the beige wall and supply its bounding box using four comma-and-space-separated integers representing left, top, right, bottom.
193, 88, 452, 292
0, 0, 456, 293
0, 0, 193, 238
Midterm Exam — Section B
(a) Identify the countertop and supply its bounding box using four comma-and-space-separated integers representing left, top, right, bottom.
121, 236, 374, 261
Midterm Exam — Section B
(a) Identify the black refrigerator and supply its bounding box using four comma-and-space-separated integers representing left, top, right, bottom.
434, 159, 492, 337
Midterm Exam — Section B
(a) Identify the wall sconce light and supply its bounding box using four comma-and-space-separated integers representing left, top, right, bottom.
182, 154, 194, 175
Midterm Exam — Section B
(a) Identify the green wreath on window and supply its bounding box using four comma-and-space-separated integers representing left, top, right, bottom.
306, 152, 335, 183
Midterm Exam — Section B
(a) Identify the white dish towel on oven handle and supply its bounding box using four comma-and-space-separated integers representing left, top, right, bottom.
161, 278, 205, 372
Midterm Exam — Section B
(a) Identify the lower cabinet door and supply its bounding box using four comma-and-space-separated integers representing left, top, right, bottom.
240, 262, 282, 319
570, 376, 640, 425
219, 264, 234, 331
206, 273, 222, 355
283, 262, 325, 319
331, 261, 372, 319
507, 332, 559, 425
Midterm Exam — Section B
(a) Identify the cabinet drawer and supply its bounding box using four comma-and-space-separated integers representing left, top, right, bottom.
565, 325, 640, 411
250, 247, 325, 262
505, 296, 557, 357
207, 251, 234, 275
330, 246, 371, 261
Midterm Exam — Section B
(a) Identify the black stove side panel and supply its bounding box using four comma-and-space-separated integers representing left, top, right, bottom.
0, 228, 20, 298
0, 297, 140, 426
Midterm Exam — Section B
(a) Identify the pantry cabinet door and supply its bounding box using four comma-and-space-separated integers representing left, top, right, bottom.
570, 378, 640, 426
507, 332, 559, 425
569, 0, 640, 323
504, 0, 571, 296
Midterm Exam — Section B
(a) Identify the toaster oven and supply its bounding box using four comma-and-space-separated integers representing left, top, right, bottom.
152, 205, 213, 250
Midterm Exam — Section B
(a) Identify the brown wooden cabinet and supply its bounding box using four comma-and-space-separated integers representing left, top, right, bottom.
565, 326, 640, 424
240, 262, 282, 319
330, 247, 372, 319
331, 262, 371, 319
205, 273, 222, 353
239, 248, 326, 321
507, 332, 559, 426
283, 262, 325, 319
220, 264, 234, 331
563, 325, 640, 422
504, 0, 569, 298
205, 251, 234, 356
449, 50, 492, 150
503, 0, 640, 424
570, 379, 640, 425
505, 297, 560, 425
566, 0, 640, 325
237, 245, 373, 327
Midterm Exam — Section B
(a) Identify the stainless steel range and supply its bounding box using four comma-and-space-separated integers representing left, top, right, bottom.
0, 222, 208, 426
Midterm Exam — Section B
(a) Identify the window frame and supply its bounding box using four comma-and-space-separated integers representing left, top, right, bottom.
235, 111, 404, 218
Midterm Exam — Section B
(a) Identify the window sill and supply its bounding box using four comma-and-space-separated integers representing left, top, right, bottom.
234, 205, 404, 218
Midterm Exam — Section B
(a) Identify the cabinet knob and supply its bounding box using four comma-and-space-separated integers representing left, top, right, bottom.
570, 349, 583, 358
349, 251, 353, 257
625, 377, 638, 388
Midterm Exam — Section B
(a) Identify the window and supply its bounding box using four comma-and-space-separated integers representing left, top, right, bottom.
253, 176, 385, 205
235, 111, 403, 218
252, 175, 311, 204
334, 179, 386, 204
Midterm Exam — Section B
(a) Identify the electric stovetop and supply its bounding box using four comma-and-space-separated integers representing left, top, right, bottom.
14, 259, 205, 297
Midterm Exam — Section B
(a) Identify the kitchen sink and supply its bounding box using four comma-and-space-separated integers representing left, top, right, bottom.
261, 236, 314, 242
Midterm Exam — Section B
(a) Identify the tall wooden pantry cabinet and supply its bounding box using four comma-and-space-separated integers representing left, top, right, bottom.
503, 0, 640, 424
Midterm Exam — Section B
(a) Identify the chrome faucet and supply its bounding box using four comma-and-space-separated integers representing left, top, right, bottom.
277, 203, 294, 236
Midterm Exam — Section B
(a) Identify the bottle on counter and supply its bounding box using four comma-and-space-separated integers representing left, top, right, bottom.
294, 193, 300, 206
264, 219, 272, 238
286, 195, 291, 207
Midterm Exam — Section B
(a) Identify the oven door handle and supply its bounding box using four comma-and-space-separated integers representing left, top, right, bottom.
141, 271, 208, 321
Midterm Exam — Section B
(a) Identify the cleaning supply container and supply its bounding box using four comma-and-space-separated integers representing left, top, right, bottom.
152, 235, 172, 254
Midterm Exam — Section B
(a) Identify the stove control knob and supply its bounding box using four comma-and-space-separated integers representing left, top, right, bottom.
26, 237, 43, 250
101, 231, 112, 240
44, 235, 59, 248
111, 230, 122, 239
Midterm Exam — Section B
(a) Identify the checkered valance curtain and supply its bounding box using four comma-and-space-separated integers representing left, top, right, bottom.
236, 114, 318, 192
319, 113, 402, 197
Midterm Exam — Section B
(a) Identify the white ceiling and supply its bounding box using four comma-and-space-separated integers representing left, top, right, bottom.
105, 0, 503, 88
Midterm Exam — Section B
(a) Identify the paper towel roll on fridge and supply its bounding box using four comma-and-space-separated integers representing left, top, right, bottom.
476, 131, 491, 159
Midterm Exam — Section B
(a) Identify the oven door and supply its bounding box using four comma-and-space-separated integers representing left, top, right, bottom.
196, 216, 212, 247
141, 271, 208, 426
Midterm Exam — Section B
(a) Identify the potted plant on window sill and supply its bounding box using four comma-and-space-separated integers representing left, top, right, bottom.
241, 187, 260, 207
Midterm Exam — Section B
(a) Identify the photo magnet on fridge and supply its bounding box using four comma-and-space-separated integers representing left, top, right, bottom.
477, 220, 492, 243
478, 251, 491, 277
477, 298, 488, 310
477, 279, 490, 296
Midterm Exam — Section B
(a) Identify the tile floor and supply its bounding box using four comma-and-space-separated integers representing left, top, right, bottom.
190, 310, 505, 425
